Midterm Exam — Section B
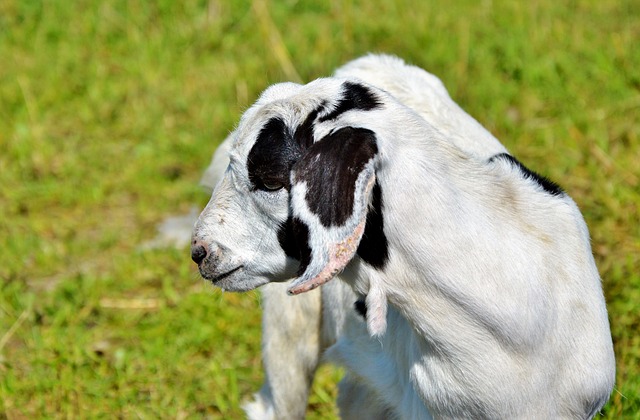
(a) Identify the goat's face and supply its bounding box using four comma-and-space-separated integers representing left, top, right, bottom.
191, 79, 387, 293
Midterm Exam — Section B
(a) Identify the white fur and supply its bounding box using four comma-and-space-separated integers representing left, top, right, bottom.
194, 55, 615, 419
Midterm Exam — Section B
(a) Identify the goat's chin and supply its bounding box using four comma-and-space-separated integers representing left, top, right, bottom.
209, 269, 297, 292
205, 258, 300, 292
208, 272, 271, 292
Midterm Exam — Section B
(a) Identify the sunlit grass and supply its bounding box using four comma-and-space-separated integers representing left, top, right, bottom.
1, 0, 638, 417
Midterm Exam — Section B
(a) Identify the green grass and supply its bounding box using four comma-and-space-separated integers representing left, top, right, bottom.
1, 0, 638, 417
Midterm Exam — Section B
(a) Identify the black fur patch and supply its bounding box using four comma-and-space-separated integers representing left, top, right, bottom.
293, 127, 379, 227
277, 216, 312, 275
319, 82, 382, 122
490, 153, 564, 196
294, 105, 323, 149
250, 97, 383, 272
354, 298, 367, 319
247, 117, 301, 191
357, 182, 388, 269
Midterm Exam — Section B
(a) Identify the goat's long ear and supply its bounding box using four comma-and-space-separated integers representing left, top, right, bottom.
287, 127, 378, 295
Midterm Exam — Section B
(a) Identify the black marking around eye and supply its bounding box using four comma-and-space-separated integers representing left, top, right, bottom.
248, 83, 381, 192
490, 153, 564, 197
247, 117, 301, 191
318, 82, 382, 123
293, 127, 378, 227
357, 181, 389, 269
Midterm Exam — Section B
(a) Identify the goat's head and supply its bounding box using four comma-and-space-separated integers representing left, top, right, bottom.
191, 78, 389, 293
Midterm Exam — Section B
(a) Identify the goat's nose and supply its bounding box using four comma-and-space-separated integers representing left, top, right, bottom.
191, 240, 208, 265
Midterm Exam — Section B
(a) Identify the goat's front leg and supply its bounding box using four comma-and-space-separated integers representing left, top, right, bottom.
243, 282, 322, 420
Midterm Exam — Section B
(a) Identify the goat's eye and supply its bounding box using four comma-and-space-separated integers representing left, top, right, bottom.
260, 181, 284, 192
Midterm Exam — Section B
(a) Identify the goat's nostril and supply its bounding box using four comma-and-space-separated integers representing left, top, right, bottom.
191, 243, 208, 265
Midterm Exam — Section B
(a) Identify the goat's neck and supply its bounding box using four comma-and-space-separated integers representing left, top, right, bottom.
357, 114, 558, 351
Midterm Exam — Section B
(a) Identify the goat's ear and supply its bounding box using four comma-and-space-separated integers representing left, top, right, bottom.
287, 127, 378, 295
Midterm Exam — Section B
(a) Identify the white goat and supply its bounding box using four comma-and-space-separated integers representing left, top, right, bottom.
201, 55, 510, 419
193, 55, 615, 419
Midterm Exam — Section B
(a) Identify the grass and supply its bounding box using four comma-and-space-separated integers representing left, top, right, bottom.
1, 0, 638, 417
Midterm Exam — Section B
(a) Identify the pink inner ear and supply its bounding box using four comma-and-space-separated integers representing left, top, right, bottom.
287, 219, 366, 295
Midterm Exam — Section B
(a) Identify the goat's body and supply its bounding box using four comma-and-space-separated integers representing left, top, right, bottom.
326, 99, 615, 418
192, 54, 615, 419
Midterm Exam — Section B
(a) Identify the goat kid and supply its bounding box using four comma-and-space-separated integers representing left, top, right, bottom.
192, 55, 615, 419
201, 54, 512, 419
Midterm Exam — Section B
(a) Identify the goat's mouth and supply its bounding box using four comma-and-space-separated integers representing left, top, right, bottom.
202, 265, 244, 284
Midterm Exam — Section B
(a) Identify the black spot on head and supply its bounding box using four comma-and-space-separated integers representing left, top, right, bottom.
277, 216, 312, 276
357, 181, 389, 269
319, 82, 382, 123
247, 117, 301, 191
490, 153, 564, 196
294, 105, 323, 149
354, 298, 367, 319
293, 127, 379, 227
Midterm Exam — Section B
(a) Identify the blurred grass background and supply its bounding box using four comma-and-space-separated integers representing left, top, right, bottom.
1, 0, 638, 418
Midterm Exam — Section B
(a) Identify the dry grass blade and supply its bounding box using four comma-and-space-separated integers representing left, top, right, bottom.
252, 0, 302, 83
0, 309, 30, 352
